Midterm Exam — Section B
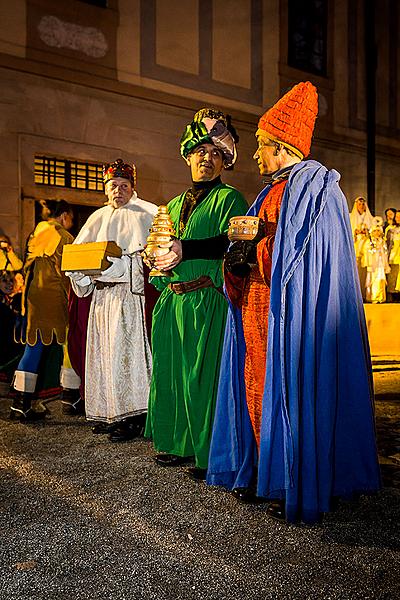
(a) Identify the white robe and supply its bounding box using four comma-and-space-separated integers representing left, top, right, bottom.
349, 201, 374, 259
364, 238, 390, 303
70, 193, 157, 422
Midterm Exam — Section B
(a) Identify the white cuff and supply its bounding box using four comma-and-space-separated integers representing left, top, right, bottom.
60, 366, 81, 389
13, 370, 38, 393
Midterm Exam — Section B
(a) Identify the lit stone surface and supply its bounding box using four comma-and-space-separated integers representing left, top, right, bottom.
155, 1, 199, 75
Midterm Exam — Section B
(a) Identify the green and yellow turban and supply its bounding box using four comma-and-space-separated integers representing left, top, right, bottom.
180, 108, 237, 168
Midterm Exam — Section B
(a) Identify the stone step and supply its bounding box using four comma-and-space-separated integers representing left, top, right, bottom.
371, 355, 400, 372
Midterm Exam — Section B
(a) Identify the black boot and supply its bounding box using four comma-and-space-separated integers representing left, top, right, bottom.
10, 392, 46, 423
61, 388, 85, 416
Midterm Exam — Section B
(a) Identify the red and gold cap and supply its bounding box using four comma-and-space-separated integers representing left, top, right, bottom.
103, 158, 136, 187
256, 81, 318, 159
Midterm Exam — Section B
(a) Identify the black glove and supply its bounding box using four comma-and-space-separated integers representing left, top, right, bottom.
251, 218, 266, 244
224, 241, 258, 278
224, 220, 268, 278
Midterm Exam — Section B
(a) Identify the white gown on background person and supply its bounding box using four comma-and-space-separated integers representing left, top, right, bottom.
70, 193, 157, 423
363, 237, 390, 303
349, 201, 374, 257
349, 201, 374, 299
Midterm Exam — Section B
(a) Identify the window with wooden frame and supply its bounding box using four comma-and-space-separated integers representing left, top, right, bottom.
34, 156, 104, 192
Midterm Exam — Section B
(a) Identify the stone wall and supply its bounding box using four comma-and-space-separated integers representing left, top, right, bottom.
0, 0, 399, 253
0, 68, 264, 252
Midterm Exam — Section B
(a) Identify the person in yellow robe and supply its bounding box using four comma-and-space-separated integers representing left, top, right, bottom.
10, 200, 74, 422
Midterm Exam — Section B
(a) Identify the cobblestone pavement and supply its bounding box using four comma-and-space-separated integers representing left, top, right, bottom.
0, 365, 399, 600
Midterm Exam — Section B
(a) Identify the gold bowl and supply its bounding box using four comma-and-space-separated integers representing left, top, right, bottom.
228, 216, 263, 241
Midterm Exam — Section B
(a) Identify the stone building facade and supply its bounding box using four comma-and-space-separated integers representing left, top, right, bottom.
0, 0, 399, 252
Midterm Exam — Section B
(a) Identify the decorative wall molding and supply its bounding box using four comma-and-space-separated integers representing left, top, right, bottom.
38, 15, 108, 59
140, 0, 263, 106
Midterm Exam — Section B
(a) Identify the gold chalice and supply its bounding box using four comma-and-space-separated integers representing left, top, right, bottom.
142, 205, 176, 276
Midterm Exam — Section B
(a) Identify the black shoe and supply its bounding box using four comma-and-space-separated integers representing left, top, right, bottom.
154, 454, 192, 467
232, 487, 260, 504
108, 414, 146, 442
108, 425, 134, 442
92, 422, 116, 435
266, 501, 285, 521
61, 389, 85, 416
62, 399, 85, 416
108, 422, 140, 442
10, 392, 45, 423
186, 467, 207, 481
10, 407, 46, 423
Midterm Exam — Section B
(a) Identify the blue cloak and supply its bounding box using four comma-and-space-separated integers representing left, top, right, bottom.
207, 160, 381, 523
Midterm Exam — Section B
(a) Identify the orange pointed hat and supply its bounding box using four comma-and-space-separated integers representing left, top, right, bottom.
257, 81, 318, 159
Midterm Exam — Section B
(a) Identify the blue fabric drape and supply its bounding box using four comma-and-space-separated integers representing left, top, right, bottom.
207, 161, 381, 523
206, 185, 270, 489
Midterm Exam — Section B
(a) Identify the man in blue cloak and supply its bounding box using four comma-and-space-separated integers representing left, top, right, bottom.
206, 81, 381, 524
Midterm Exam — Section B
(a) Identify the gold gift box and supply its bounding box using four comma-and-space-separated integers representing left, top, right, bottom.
61, 241, 122, 275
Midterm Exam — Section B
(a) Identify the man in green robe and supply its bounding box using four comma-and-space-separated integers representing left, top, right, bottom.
145, 108, 248, 479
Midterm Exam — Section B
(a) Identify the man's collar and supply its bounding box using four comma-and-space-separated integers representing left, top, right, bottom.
191, 176, 222, 192
261, 165, 296, 186
272, 164, 296, 182
125, 191, 138, 206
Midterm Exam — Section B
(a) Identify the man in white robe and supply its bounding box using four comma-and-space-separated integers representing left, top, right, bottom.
67, 158, 157, 441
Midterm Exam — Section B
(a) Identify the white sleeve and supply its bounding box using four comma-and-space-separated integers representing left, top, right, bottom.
94, 255, 130, 283
70, 277, 95, 297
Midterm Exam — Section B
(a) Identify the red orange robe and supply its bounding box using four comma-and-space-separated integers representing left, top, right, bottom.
225, 180, 287, 445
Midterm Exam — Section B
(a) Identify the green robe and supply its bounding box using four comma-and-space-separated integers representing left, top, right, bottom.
146, 183, 248, 468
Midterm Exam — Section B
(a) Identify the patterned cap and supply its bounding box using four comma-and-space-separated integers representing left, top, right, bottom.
256, 82, 318, 159
103, 158, 136, 187
180, 108, 237, 168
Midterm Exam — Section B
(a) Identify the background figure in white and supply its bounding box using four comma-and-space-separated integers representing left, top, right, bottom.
67, 159, 157, 442
363, 217, 390, 304
386, 210, 400, 302
350, 196, 374, 300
